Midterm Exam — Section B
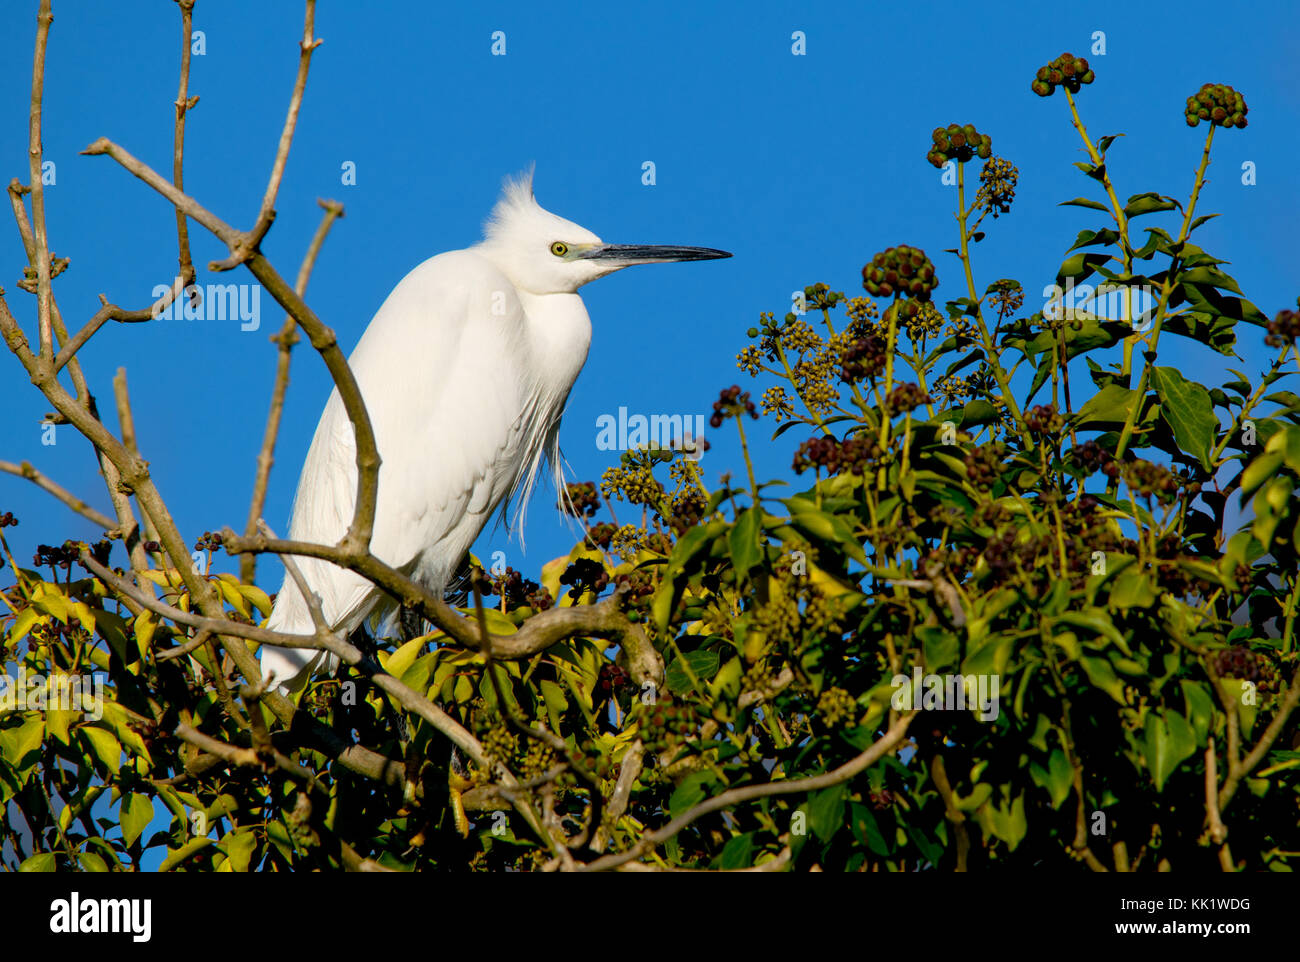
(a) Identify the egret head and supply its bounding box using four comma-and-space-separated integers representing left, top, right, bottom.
477, 168, 730, 295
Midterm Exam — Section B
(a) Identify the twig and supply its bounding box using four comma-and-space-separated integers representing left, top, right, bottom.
54, 282, 185, 374
241, 198, 344, 583
0, 459, 115, 529
210, 0, 321, 271
171, 0, 198, 296
1218, 663, 1300, 811
222, 526, 664, 683
27, 0, 55, 360
78, 547, 489, 770
581, 710, 917, 871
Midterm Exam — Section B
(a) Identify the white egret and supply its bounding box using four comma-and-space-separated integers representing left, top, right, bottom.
259, 170, 729, 691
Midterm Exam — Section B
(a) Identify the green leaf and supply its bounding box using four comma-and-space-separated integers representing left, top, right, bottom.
1076, 384, 1141, 427
713, 832, 756, 870
19, 852, 56, 872
1181, 680, 1215, 746
1144, 711, 1198, 791
158, 836, 214, 872
1151, 367, 1216, 471
0, 715, 45, 771
1109, 570, 1157, 610
1073, 160, 1107, 183
1187, 213, 1220, 233
1059, 197, 1109, 212
669, 771, 715, 816
80, 727, 122, 775
121, 792, 154, 848
979, 791, 1028, 850
1122, 192, 1179, 219
848, 802, 891, 855
785, 502, 867, 565
539, 679, 569, 732
1079, 655, 1126, 704
1067, 228, 1121, 253
958, 398, 996, 427
1029, 749, 1073, 809
1056, 252, 1113, 286
1182, 266, 1244, 296
79, 852, 109, 872
219, 828, 258, 872
383, 636, 426, 681
809, 784, 846, 842
728, 506, 762, 581
906, 822, 945, 865
665, 648, 721, 695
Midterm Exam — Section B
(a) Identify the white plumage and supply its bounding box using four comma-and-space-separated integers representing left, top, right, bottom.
259, 170, 728, 691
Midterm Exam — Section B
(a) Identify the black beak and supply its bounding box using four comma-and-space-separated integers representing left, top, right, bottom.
575, 244, 732, 264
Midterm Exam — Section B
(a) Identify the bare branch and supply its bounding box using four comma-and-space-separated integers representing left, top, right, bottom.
27, 0, 54, 359
220, 526, 664, 686
0, 459, 115, 530
54, 280, 185, 374
171, 0, 198, 295
77, 547, 489, 769
210, 0, 321, 271
581, 710, 918, 871
80, 137, 241, 250
241, 198, 344, 583
1218, 662, 1300, 811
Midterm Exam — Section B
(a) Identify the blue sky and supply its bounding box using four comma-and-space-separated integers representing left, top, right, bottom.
1, 0, 1297, 871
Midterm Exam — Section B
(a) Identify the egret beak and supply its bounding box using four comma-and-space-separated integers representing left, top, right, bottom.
575, 244, 731, 265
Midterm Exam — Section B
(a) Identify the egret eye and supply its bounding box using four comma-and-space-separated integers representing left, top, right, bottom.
550, 241, 568, 257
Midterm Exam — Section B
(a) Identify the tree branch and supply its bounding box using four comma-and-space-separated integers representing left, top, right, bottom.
241, 198, 344, 583
0, 459, 115, 530
580, 710, 917, 871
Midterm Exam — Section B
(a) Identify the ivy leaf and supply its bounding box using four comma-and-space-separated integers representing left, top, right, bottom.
80, 726, 122, 775
1144, 711, 1198, 791
121, 792, 155, 848
1122, 192, 1179, 219
1181, 680, 1215, 746
1059, 197, 1109, 212
809, 783, 847, 842
219, 828, 259, 873
713, 833, 756, 869
1075, 384, 1141, 427
665, 648, 720, 695
728, 506, 763, 581
1182, 265, 1245, 296
19, 853, 56, 872
1073, 161, 1107, 183
848, 802, 891, 855
1056, 251, 1113, 287
1066, 228, 1121, 253
1151, 366, 1216, 471
1029, 749, 1073, 809
1097, 134, 1121, 155
669, 771, 716, 816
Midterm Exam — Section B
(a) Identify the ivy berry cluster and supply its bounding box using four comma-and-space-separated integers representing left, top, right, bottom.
1031, 52, 1095, 97
862, 245, 939, 302
926, 123, 992, 168
1185, 83, 1248, 129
